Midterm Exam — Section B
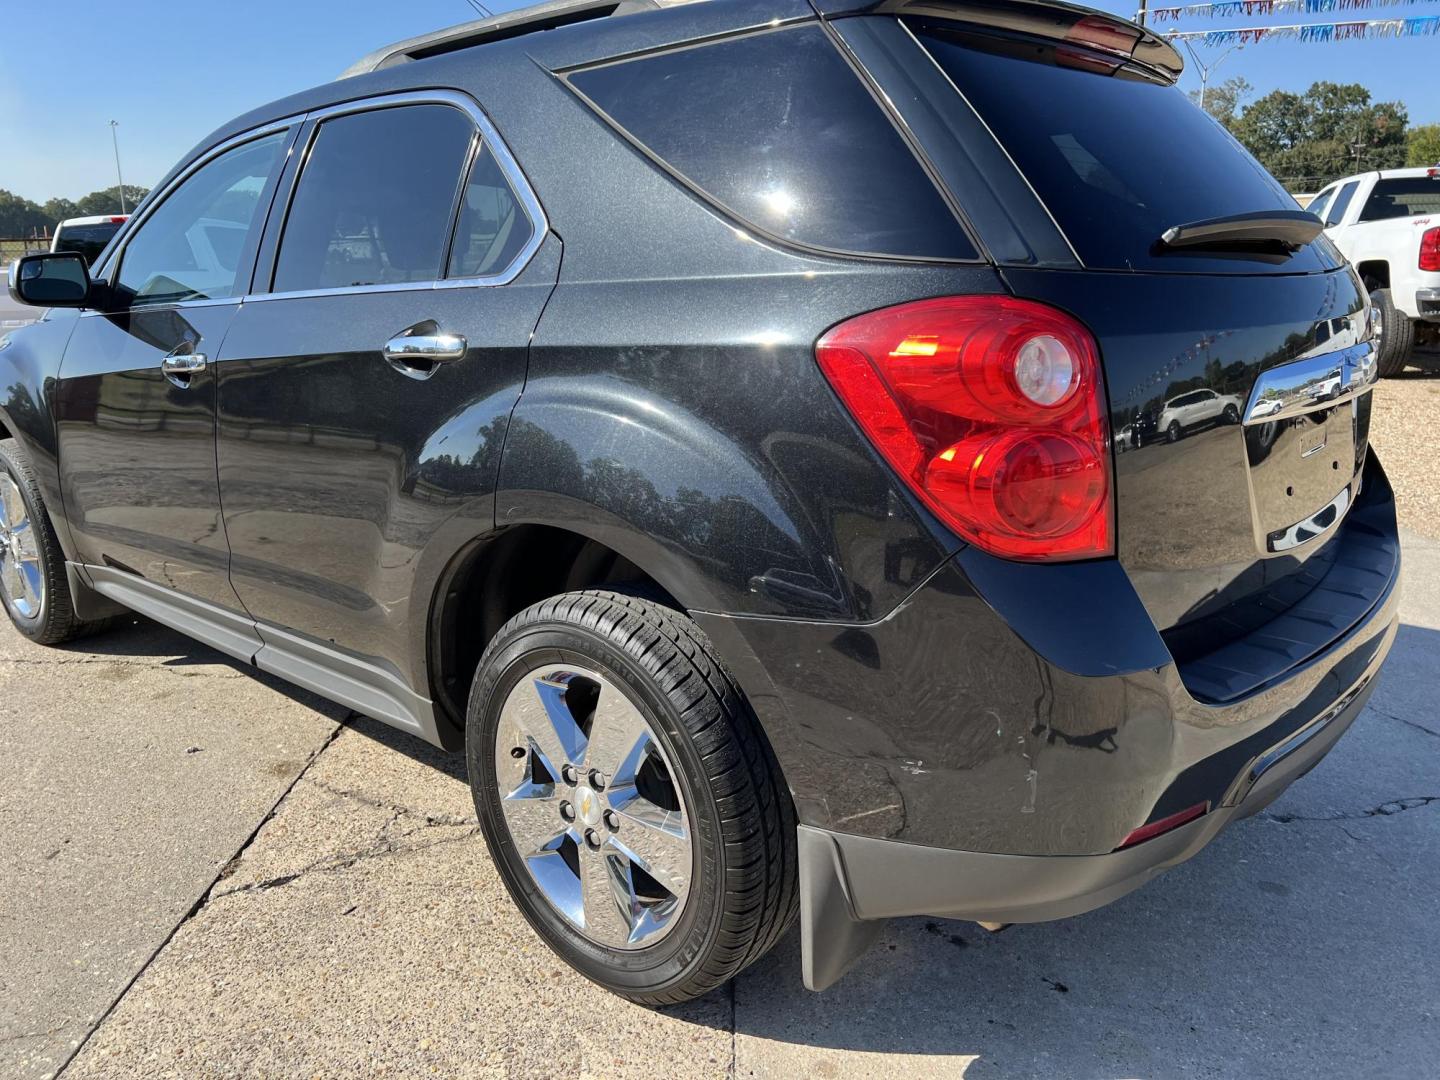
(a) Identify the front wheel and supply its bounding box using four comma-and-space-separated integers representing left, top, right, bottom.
467, 589, 797, 1004
1223, 404, 1239, 425
1166, 420, 1182, 443
0, 438, 111, 645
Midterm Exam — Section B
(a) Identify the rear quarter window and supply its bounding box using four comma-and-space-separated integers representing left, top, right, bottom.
566, 25, 977, 261
910, 22, 1341, 274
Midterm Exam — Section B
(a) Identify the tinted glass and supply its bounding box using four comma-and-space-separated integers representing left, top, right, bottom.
1326, 181, 1358, 226
273, 105, 473, 293
117, 132, 285, 305
569, 25, 975, 260
1307, 187, 1335, 222
54, 222, 122, 266
447, 144, 535, 279
913, 24, 1326, 273
1359, 176, 1440, 222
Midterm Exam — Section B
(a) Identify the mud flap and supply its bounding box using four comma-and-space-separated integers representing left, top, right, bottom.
798, 825, 886, 991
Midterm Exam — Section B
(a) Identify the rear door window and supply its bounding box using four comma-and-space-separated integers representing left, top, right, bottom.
909, 22, 1339, 274
1358, 176, 1440, 222
272, 105, 473, 293
567, 25, 976, 261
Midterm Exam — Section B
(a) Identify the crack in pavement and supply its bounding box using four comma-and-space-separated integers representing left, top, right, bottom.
213, 824, 483, 899
211, 773, 481, 900
50, 713, 353, 1079
1264, 796, 1440, 824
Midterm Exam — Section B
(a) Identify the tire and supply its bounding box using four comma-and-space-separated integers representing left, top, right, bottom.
466, 589, 798, 1004
0, 438, 112, 645
1223, 403, 1239, 425
1370, 287, 1415, 378
1166, 420, 1182, 443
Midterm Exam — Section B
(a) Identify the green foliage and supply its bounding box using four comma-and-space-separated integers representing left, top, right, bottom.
0, 186, 151, 237
1189, 76, 1253, 124
1407, 124, 1440, 168
1229, 81, 1408, 189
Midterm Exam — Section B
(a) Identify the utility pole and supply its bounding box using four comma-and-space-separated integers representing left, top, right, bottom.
1181, 39, 1243, 114
1138, 0, 1148, 27
109, 120, 127, 215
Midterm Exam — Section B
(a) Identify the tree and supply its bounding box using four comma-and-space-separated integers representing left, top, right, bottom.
0, 190, 50, 237
1230, 82, 1408, 189
1408, 123, 1440, 167
1189, 76, 1252, 125
42, 197, 79, 224
75, 186, 149, 216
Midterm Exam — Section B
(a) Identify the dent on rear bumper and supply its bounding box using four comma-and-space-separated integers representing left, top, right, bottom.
798, 666, 1385, 990
695, 456, 1400, 860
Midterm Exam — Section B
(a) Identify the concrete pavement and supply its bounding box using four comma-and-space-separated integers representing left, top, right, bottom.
3, 535, 1438, 1079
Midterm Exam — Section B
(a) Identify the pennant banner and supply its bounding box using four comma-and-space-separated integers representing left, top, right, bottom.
1162, 14, 1440, 39
1141, 0, 1439, 21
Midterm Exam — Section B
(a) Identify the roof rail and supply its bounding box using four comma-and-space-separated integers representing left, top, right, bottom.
340, 0, 666, 78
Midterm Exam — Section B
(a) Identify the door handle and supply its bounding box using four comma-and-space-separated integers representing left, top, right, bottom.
161, 350, 207, 387
383, 332, 466, 361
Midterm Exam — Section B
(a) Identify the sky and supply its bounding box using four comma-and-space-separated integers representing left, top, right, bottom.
0, 0, 1435, 204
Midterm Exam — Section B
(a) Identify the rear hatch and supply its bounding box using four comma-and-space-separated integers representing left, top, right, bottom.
848, 5, 1383, 690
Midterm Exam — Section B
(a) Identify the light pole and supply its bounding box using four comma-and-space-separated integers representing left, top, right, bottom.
109, 120, 127, 215
1181, 39, 1244, 113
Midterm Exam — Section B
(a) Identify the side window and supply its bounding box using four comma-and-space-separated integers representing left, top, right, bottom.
447, 144, 536, 280
568, 25, 976, 260
272, 105, 474, 294
1307, 187, 1335, 222
116, 131, 287, 306
1325, 182, 1359, 227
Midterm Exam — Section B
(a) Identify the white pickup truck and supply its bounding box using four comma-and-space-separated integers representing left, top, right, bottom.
1309, 167, 1440, 376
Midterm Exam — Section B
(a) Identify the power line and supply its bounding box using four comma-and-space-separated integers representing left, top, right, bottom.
462, 0, 493, 17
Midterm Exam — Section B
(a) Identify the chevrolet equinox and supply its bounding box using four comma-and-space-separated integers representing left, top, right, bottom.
1, 0, 1401, 1003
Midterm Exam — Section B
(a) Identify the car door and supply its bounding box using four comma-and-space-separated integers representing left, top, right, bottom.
213, 93, 555, 702
53, 124, 295, 616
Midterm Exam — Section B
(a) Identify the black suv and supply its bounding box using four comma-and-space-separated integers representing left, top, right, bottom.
1, 0, 1400, 1003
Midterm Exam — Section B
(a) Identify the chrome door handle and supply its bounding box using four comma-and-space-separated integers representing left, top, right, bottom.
161, 351, 207, 387
383, 331, 467, 364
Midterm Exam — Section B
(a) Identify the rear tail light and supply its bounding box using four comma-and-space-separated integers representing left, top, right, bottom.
1421, 227, 1440, 272
815, 296, 1112, 561
109, 216, 127, 224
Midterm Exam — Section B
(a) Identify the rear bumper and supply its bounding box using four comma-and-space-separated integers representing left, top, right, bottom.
796, 661, 1381, 989
695, 454, 1400, 989
1416, 286, 1440, 322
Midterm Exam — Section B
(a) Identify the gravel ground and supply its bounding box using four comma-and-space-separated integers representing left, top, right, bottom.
1368, 345, 1440, 537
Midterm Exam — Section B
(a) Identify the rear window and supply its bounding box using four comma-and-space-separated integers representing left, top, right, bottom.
54, 223, 122, 265
1359, 176, 1440, 222
567, 25, 977, 261
911, 23, 1338, 274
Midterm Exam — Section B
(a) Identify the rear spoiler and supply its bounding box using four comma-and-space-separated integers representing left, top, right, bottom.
812, 0, 1184, 84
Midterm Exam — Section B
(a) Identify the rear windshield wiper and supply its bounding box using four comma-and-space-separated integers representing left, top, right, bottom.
1159, 210, 1323, 252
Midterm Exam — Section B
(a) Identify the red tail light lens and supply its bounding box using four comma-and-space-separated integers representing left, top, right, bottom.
1116, 802, 1208, 850
1420, 227, 1440, 272
815, 296, 1112, 561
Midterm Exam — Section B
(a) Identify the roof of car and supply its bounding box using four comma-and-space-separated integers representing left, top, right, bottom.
341, 0, 1181, 82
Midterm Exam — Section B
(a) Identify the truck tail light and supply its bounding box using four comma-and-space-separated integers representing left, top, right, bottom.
815, 296, 1112, 561
1420, 227, 1440, 272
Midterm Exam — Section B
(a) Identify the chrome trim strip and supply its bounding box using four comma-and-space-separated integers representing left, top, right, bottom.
1243, 339, 1377, 425
1268, 485, 1351, 553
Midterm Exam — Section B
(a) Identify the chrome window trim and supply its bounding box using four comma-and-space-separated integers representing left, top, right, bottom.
85, 117, 303, 315
251, 89, 547, 303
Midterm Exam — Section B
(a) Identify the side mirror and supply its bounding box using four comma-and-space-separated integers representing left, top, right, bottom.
7, 252, 93, 309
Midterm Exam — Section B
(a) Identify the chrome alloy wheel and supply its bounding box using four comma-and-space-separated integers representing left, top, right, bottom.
0, 474, 42, 618
494, 663, 692, 949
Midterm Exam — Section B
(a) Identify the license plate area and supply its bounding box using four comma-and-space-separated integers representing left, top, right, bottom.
1246, 405, 1355, 549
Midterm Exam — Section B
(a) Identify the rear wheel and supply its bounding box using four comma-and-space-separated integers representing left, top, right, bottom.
0, 438, 111, 645
467, 589, 797, 1004
1370, 287, 1414, 378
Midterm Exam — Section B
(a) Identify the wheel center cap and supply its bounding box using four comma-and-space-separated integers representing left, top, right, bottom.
576, 785, 603, 828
